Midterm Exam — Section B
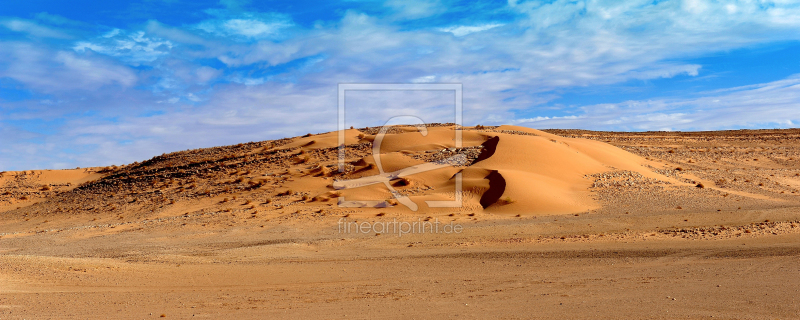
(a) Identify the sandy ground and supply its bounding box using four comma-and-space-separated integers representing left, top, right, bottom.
1, 126, 800, 319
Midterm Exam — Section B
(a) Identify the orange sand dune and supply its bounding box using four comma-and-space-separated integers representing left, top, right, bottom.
334, 125, 677, 215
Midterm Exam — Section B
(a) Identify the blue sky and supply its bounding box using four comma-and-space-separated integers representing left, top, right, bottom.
1, 0, 800, 170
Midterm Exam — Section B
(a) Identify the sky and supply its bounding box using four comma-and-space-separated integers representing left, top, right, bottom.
1, 0, 800, 170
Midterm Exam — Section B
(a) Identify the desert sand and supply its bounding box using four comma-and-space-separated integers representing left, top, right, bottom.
1, 125, 800, 319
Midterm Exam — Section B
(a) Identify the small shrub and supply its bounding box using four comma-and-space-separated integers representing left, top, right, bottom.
41, 185, 51, 191
695, 183, 704, 188
497, 197, 515, 205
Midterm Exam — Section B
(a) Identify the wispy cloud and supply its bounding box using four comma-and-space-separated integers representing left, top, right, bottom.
0, 42, 136, 92
196, 10, 293, 40
0, 18, 71, 39
73, 30, 173, 64
518, 75, 800, 131
439, 23, 504, 36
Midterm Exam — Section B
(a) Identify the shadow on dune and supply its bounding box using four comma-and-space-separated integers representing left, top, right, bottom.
473, 136, 506, 209
472, 136, 499, 165
480, 170, 506, 209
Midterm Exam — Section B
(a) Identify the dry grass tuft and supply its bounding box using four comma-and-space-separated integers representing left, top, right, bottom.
496, 197, 515, 205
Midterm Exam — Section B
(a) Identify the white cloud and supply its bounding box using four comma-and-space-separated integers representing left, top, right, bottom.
0, 42, 137, 92
513, 115, 580, 123
144, 20, 210, 45
196, 12, 293, 39
195, 66, 222, 83
518, 75, 800, 131
73, 30, 173, 63
411, 75, 436, 83
34, 12, 84, 27
439, 23, 504, 37
0, 18, 71, 38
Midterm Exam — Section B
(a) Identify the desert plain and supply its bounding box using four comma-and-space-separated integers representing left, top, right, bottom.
1, 125, 800, 319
